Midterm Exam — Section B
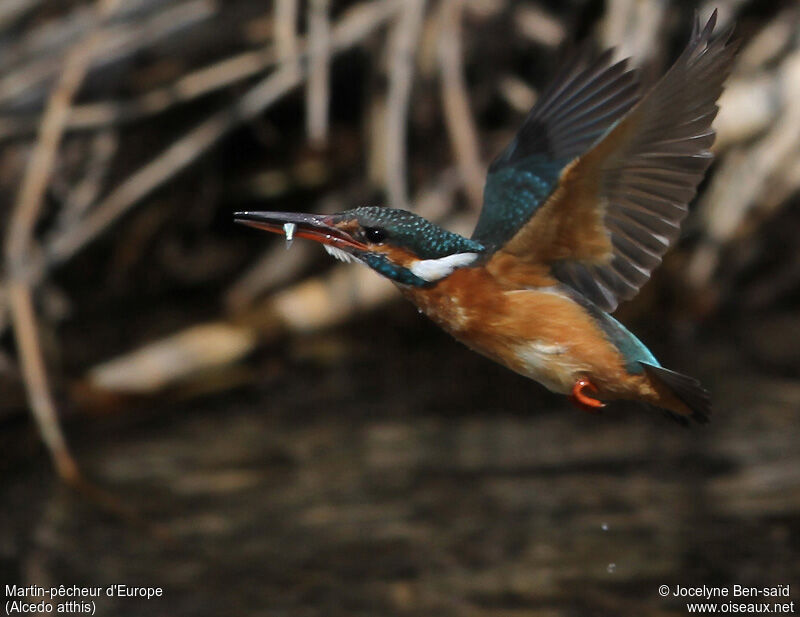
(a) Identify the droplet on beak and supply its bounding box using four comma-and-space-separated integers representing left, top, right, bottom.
283, 222, 296, 249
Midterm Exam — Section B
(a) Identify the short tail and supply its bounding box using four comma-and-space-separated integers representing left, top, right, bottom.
642, 364, 711, 425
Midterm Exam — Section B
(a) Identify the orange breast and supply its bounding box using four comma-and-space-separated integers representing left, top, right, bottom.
401, 262, 636, 395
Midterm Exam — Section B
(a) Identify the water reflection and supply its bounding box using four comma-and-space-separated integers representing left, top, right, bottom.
2, 334, 799, 616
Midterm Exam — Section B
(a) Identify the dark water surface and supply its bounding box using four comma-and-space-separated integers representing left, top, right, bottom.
1, 319, 799, 616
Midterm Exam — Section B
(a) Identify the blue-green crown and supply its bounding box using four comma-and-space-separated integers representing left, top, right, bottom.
339, 206, 485, 259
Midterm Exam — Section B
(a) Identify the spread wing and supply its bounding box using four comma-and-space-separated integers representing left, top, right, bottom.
475, 11, 737, 312
472, 45, 641, 250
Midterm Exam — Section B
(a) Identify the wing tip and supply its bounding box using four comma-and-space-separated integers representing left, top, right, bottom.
694, 9, 717, 41
689, 8, 740, 58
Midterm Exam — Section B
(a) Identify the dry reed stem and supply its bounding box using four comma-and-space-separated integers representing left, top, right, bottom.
689, 49, 800, 287
225, 241, 315, 312
513, 4, 565, 47
3, 0, 121, 480
44, 0, 401, 268
0, 43, 275, 141
307, 0, 331, 145
0, 0, 401, 341
599, 0, 666, 64
0, 0, 43, 29
0, 0, 215, 109
385, 0, 427, 209
55, 131, 118, 230
438, 0, 484, 210
86, 171, 462, 394
45, 65, 302, 265
275, 0, 300, 67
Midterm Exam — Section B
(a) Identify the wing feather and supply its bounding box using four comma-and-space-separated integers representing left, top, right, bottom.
493, 11, 737, 311
472, 44, 642, 250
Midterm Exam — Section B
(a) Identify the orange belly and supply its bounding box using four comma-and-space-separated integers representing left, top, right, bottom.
401, 266, 640, 397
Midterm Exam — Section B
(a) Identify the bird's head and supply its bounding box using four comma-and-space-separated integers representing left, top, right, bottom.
235, 206, 485, 286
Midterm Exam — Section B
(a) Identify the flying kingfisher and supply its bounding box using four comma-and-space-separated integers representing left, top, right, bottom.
235, 12, 737, 424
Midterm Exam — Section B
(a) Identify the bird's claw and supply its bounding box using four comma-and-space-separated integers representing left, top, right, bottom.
570, 378, 605, 413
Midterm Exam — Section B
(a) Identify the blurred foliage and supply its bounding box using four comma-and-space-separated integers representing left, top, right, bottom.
0, 0, 798, 451
1, 2, 799, 615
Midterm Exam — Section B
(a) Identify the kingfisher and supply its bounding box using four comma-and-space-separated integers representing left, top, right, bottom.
235, 12, 737, 424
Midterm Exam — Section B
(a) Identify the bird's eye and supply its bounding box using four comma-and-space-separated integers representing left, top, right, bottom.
364, 227, 387, 244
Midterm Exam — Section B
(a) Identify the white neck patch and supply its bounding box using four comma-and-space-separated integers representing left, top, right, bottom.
409, 252, 479, 282
324, 244, 358, 263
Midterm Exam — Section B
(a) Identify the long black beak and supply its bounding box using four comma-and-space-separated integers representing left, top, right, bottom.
233, 211, 367, 250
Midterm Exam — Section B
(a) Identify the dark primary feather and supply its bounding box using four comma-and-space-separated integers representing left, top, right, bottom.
472, 45, 642, 250
475, 11, 737, 313
643, 363, 711, 424
545, 11, 737, 311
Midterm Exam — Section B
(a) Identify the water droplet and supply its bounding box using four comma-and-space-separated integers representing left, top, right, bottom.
607, 563, 616, 574
601, 523, 609, 531
283, 223, 296, 250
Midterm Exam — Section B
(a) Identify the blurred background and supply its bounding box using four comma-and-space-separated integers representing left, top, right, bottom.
1, 0, 799, 615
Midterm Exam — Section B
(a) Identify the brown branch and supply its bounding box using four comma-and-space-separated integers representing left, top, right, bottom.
43, 0, 401, 269
385, 0, 427, 209
225, 241, 315, 312
689, 50, 800, 288
599, 0, 667, 64
0, 0, 44, 30
6, 283, 79, 480
275, 0, 300, 67
0, 0, 215, 110
498, 75, 537, 113
85, 170, 463, 395
0, 46, 277, 141
0, 0, 401, 341
3, 0, 121, 481
438, 0, 484, 211
307, 0, 331, 146
56, 131, 118, 230
513, 4, 565, 48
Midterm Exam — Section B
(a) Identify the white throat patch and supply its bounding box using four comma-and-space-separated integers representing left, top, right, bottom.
324, 244, 358, 263
409, 252, 479, 282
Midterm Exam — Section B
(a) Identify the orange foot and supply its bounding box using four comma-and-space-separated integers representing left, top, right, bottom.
570, 378, 606, 414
